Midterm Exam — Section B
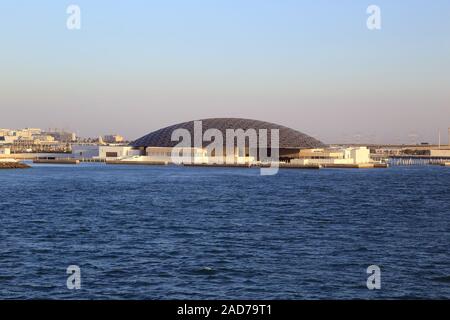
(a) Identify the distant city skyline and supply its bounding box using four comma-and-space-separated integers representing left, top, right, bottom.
1, 0, 449, 143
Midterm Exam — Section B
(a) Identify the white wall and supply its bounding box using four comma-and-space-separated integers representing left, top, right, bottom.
71, 145, 99, 159
146, 147, 209, 164
349, 147, 371, 164
99, 146, 142, 159
0, 136, 17, 144
0, 147, 11, 155
292, 147, 371, 165
430, 149, 450, 157
145, 147, 255, 165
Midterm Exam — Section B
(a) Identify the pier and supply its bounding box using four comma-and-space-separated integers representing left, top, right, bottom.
33, 158, 80, 164
79, 158, 106, 163
321, 163, 388, 169
385, 156, 450, 166
106, 160, 168, 165
279, 163, 321, 169
183, 163, 252, 168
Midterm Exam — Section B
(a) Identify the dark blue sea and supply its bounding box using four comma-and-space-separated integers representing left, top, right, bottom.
1, 164, 449, 299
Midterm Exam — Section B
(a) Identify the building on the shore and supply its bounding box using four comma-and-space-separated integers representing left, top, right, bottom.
72, 144, 140, 161
144, 147, 209, 164
291, 147, 371, 166
0, 128, 75, 153
0, 147, 11, 155
129, 118, 325, 164
66, 119, 381, 166
0, 128, 42, 140
98, 145, 141, 160
0, 135, 18, 145
66, 118, 324, 164
71, 144, 101, 159
429, 149, 450, 157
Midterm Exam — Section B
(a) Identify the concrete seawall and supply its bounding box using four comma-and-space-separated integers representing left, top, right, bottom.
321, 163, 388, 169
183, 163, 252, 168
106, 160, 168, 165
279, 164, 321, 169
33, 159, 80, 164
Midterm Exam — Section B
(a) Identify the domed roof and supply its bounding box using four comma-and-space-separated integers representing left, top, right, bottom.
131, 118, 325, 149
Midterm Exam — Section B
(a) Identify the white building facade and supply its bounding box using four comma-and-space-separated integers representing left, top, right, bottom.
99, 146, 141, 160
0, 147, 11, 155
292, 147, 372, 165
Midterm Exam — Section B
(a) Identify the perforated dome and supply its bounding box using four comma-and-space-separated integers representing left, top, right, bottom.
131, 118, 325, 149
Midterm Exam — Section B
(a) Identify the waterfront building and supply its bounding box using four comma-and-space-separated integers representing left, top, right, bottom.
291, 147, 372, 165
0, 128, 73, 153
98, 145, 141, 160
0, 136, 18, 145
0, 147, 11, 155
71, 144, 101, 159
130, 118, 325, 164
429, 149, 450, 157
145, 147, 209, 164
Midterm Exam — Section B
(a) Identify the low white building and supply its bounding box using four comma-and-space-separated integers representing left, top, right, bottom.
292, 147, 371, 165
0, 136, 18, 145
144, 147, 209, 164
143, 146, 255, 165
99, 145, 142, 160
71, 144, 100, 159
0, 147, 11, 155
344, 147, 371, 164
429, 149, 450, 158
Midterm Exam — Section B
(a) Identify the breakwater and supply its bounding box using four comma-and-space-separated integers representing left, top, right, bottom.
0, 162, 30, 169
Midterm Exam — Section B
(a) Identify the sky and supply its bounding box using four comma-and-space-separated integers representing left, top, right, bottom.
0, 0, 449, 144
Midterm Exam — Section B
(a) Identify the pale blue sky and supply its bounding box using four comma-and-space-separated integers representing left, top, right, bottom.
0, 0, 449, 143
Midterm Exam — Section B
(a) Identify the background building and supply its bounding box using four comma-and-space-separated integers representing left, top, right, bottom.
0, 147, 11, 155
103, 135, 125, 144
43, 130, 76, 143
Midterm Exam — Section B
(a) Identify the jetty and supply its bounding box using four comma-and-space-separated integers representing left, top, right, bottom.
279, 163, 321, 169
321, 163, 387, 169
33, 158, 80, 164
0, 161, 30, 169
183, 163, 252, 168
106, 160, 168, 165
